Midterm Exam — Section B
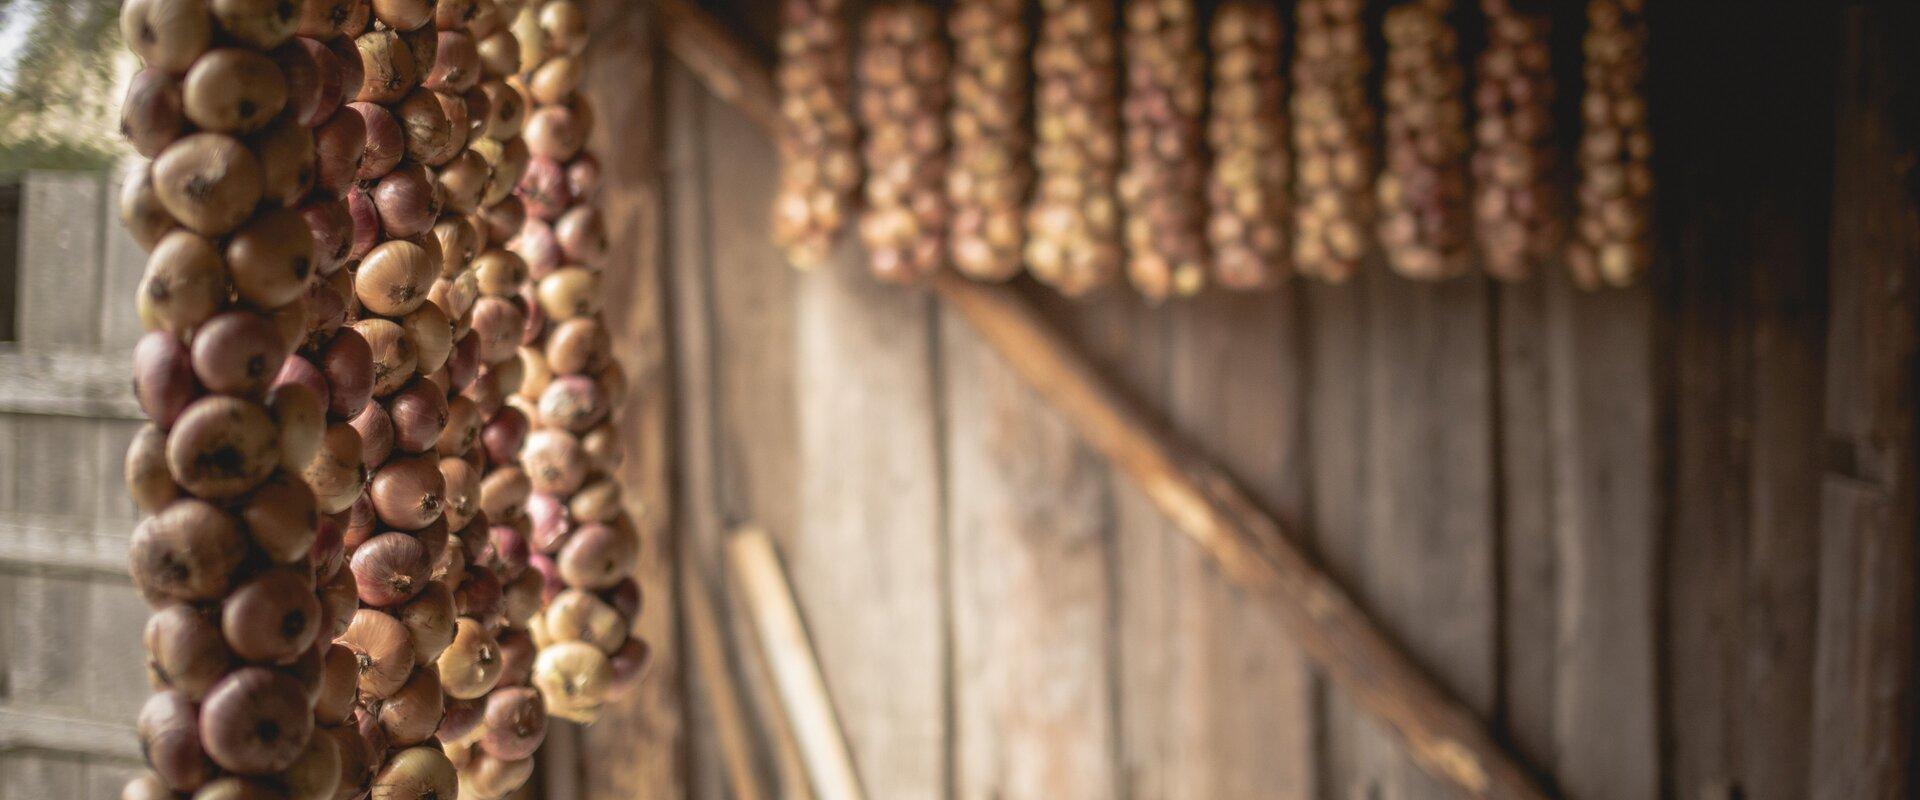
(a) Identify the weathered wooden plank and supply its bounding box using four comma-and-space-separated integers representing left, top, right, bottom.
0, 572, 148, 725
98, 166, 147, 351
792, 242, 945, 799
82, 758, 148, 799
0, 709, 136, 758
1492, 278, 1556, 773
1812, 7, 1920, 797
1129, 292, 1312, 799
8, 415, 102, 522
0, 350, 141, 419
17, 172, 105, 349
0, 750, 85, 800
941, 301, 1117, 799
0, 513, 131, 575
575, 1, 686, 796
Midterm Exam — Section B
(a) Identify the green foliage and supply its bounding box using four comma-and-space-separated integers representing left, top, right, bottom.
0, 0, 124, 173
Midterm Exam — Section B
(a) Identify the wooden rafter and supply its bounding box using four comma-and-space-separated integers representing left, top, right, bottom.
646, 0, 1554, 796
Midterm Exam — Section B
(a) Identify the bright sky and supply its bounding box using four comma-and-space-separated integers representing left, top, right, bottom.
0, 2, 38, 87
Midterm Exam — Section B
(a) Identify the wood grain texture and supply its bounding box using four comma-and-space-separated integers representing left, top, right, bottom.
0, 351, 140, 419
941, 303, 1118, 800
685, 565, 771, 800
1812, 6, 1920, 798
575, 1, 685, 796
97, 166, 146, 351
17, 172, 103, 348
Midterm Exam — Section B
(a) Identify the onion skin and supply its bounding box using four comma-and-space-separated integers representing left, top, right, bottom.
144, 604, 232, 700
325, 724, 376, 800
387, 378, 451, 455
351, 531, 433, 606
478, 686, 547, 761
436, 394, 482, 456
356, 239, 438, 317
479, 404, 529, 465
354, 29, 416, 104
303, 422, 366, 514
313, 111, 367, 197
556, 520, 638, 590
349, 401, 396, 468
369, 455, 447, 531
437, 617, 502, 700
355, 317, 420, 398
396, 87, 466, 167
544, 316, 609, 376
544, 587, 628, 653
301, 197, 355, 279
296, 0, 354, 38
425, 30, 481, 93
351, 102, 406, 182
182, 48, 287, 134
372, 162, 441, 239
274, 37, 344, 127
314, 644, 359, 726
267, 372, 329, 469
139, 230, 230, 336
139, 690, 216, 791
134, 331, 198, 429
281, 728, 343, 800
199, 667, 314, 775
397, 579, 457, 665
221, 567, 322, 664
319, 327, 374, 419
435, 697, 486, 747
514, 157, 570, 221
191, 310, 287, 398
126, 423, 182, 515
317, 557, 359, 639
536, 373, 608, 432
369, 747, 457, 800
121, 0, 212, 74
531, 640, 609, 723
121, 167, 179, 250
122, 68, 187, 158
341, 608, 415, 698
130, 498, 246, 605
165, 394, 279, 499
378, 667, 447, 746
522, 428, 587, 496
227, 205, 319, 309
153, 133, 263, 236
240, 470, 320, 564
209, 0, 298, 49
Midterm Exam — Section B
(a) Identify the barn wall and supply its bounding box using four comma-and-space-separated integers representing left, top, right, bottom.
651, 2, 1916, 800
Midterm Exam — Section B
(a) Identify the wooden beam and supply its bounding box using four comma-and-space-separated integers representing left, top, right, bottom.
0, 349, 141, 420
0, 708, 138, 760
683, 565, 772, 800
726, 528, 866, 800
0, 513, 132, 576
650, 2, 1552, 797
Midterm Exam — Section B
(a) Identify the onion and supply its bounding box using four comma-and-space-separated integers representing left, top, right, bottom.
122, 68, 186, 158
401, 304, 455, 378
432, 217, 480, 278
121, 0, 211, 73
478, 463, 531, 520
380, 668, 447, 746
354, 317, 420, 399
370, 455, 446, 530
320, 326, 374, 418
144, 604, 230, 700
313, 113, 366, 198
416, 516, 452, 565
312, 509, 348, 583
341, 608, 415, 697
515, 157, 570, 221
210, 0, 298, 49
608, 636, 651, 695
535, 266, 601, 321
479, 686, 547, 760
486, 522, 530, 577
568, 477, 622, 523
544, 316, 610, 376
133, 331, 197, 428
479, 406, 529, 467
248, 118, 317, 206
139, 690, 215, 791
271, 37, 342, 127
200, 667, 314, 774
300, 197, 355, 278
372, 0, 433, 31
349, 102, 404, 182
222, 567, 321, 663
354, 29, 416, 104
269, 375, 326, 471
296, 0, 354, 37
350, 398, 396, 467
303, 421, 365, 514
526, 491, 571, 553
434, 0, 478, 30
191, 310, 287, 397
369, 747, 457, 800
339, 201, 380, 273
544, 587, 628, 652
553, 204, 608, 265
532, 640, 610, 723
524, 101, 587, 161
126, 424, 182, 515
371, 161, 441, 239
540, 0, 589, 53
344, 493, 378, 549
436, 394, 482, 457
447, 330, 483, 393
398, 579, 458, 666
489, 136, 533, 206
480, 194, 525, 244
317, 562, 359, 639
183, 48, 287, 134
522, 427, 587, 495
537, 373, 609, 432
469, 295, 527, 364
460, 752, 534, 799
397, 88, 468, 166
438, 456, 481, 530
190, 777, 284, 800
470, 248, 528, 298
281, 728, 342, 800
437, 150, 490, 214
476, 30, 519, 79
121, 167, 179, 250
123, 772, 175, 800
324, 725, 376, 800
429, 275, 481, 339
314, 644, 358, 726
153, 133, 262, 236
386, 378, 450, 454
527, 54, 582, 105
515, 347, 552, 401
401, 22, 439, 73
567, 153, 602, 198
352, 531, 432, 605
604, 576, 642, 620
457, 568, 505, 623
240, 470, 319, 564
436, 698, 486, 748
425, 30, 481, 93
165, 395, 279, 498
225, 207, 315, 309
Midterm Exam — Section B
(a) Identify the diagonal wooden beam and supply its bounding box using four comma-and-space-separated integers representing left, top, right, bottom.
648, 1, 1553, 796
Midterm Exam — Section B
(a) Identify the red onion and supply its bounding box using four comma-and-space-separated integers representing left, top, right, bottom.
300, 196, 355, 277
182, 47, 287, 134
134, 331, 198, 429
567, 153, 601, 199
481, 195, 526, 243
139, 690, 216, 791
226, 205, 317, 309
209, 0, 297, 49
446, 330, 482, 392
164, 395, 279, 499
120, 166, 178, 250
388, 378, 451, 453
371, 162, 441, 239
350, 400, 396, 468
370, 455, 447, 531
313, 110, 367, 197
271, 37, 343, 127
320, 326, 374, 419
398, 88, 469, 167
221, 567, 321, 663
425, 30, 481, 93
190, 310, 286, 398
351, 531, 433, 606
144, 604, 231, 701
121, 67, 186, 158
480, 404, 529, 465
515, 157, 570, 221
354, 29, 416, 104
346, 183, 382, 260
246, 118, 316, 206
200, 668, 314, 774
152, 133, 263, 236
121, 0, 212, 74
350, 101, 405, 180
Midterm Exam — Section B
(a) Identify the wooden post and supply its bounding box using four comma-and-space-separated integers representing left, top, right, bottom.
648, 2, 1554, 797
726, 528, 867, 800
683, 566, 772, 800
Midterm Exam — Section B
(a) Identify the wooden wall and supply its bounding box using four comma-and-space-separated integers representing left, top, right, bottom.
640, 1, 1920, 799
